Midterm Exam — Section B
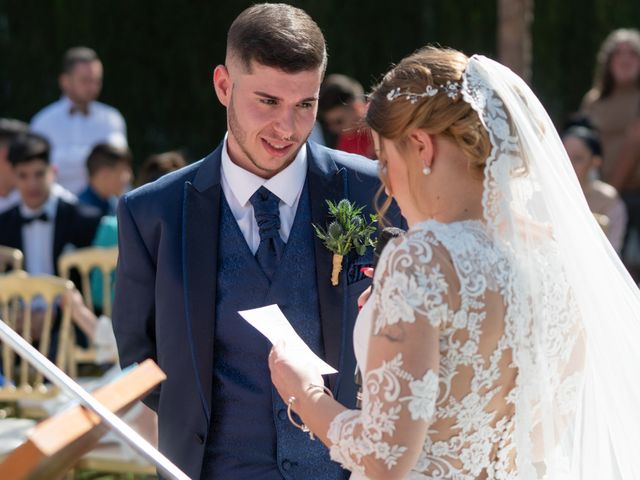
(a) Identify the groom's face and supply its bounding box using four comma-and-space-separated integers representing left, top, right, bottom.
214, 58, 322, 179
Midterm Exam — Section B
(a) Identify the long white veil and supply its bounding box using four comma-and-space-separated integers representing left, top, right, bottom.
462, 55, 640, 479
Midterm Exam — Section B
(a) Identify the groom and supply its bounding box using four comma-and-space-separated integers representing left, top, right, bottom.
113, 4, 399, 479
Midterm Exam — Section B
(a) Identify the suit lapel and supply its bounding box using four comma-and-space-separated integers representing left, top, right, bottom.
3, 208, 24, 267
307, 143, 346, 389
53, 199, 71, 272
182, 146, 222, 423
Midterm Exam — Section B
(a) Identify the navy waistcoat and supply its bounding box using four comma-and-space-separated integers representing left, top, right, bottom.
201, 182, 345, 480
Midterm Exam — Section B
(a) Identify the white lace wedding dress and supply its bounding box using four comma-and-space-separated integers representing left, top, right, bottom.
327, 219, 581, 479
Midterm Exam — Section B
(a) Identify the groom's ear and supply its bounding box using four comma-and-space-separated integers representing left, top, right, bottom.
213, 65, 231, 107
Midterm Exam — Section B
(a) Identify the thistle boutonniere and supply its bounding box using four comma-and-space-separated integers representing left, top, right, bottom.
313, 199, 377, 286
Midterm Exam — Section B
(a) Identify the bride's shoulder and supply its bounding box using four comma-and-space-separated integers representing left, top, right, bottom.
384, 221, 443, 252
381, 219, 492, 258
372, 223, 461, 332
377, 222, 456, 274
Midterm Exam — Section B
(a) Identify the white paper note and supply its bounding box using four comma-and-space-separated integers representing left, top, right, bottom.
239, 304, 338, 375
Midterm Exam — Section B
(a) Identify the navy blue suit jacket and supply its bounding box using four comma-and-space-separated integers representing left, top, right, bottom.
112, 142, 402, 479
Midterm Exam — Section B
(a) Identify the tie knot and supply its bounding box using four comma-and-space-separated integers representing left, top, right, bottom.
250, 186, 279, 209
249, 187, 282, 240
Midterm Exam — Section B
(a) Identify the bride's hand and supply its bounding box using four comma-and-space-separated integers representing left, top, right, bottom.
269, 342, 324, 408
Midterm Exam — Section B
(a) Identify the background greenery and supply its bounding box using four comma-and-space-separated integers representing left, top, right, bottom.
1, 0, 639, 170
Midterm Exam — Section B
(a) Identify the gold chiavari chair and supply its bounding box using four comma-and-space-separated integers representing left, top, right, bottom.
0, 271, 75, 413
58, 247, 118, 317
0, 246, 23, 273
57, 247, 119, 374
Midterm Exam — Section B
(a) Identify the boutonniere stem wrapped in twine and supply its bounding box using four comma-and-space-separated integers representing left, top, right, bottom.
313, 199, 377, 286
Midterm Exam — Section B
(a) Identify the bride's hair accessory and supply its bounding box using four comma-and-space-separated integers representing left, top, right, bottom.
386, 80, 462, 103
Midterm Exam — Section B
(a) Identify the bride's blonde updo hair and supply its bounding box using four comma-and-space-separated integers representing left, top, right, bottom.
367, 46, 491, 219
367, 46, 490, 168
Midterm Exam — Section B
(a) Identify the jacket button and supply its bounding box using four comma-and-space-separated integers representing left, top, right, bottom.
281, 459, 292, 471
278, 408, 287, 420
195, 433, 205, 444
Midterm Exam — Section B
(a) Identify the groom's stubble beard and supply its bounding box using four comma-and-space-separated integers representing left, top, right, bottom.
227, 93, 311, 177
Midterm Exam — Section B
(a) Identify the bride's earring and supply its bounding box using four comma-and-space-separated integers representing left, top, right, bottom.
422, 165, 432, 176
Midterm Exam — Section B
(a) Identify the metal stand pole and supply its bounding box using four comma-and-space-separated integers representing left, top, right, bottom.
0, 318, 189, 480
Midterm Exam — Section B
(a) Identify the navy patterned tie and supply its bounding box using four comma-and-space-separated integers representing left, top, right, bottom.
249, 186, 285, 281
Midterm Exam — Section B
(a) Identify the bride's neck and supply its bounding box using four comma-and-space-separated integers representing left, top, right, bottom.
411, 173, 485, 226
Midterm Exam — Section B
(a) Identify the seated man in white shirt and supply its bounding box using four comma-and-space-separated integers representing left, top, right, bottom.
30, 46, 127, 194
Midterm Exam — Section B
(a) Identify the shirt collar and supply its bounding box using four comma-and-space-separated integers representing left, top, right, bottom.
20, 193, 58, 219
220, 133, 307, 207
61, 95, 92, 116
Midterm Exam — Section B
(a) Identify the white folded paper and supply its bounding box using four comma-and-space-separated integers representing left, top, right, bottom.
239, 304, 338, 375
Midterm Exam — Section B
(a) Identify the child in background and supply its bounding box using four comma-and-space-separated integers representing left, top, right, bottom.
78, 143, 132, 217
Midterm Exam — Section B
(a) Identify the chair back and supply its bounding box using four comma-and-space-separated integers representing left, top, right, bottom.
0, 271, 75, 401
0, 246, 23, 273
58, 247, 118, 316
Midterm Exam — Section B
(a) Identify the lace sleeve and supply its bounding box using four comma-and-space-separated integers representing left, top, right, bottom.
327, 230, 458, 479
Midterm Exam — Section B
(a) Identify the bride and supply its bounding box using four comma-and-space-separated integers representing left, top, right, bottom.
269, 46, 640, 479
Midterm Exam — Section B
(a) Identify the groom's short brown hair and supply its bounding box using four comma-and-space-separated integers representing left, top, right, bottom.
227, 3, 327, 74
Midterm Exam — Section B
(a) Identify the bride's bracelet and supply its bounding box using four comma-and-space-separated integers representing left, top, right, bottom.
287, 384, 334, 440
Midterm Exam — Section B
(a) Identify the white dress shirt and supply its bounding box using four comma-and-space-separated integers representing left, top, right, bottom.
30, 96, 127, 194
21, 194, 59, 275
220, 135, 307, 254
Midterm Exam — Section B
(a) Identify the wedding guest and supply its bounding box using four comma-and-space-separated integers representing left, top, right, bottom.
580, 29, 640, 268
562, 124, 627, 253
319, 74, 374, 158
581, 29, 640, 188
0, 132, 101, 276
87, 149, 177, 312
112, 4, 401, 479
136, 150, 186, 186
78, 143, 132, 216
0, 118, 29, 214
31, 46, 127, 194
2, 119, 79, 208
0, 132, 102, 354
309, 121, 327, 146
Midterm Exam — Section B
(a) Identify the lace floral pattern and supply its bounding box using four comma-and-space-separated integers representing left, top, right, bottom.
327, 218, 579, 479
328, 221, 506, 477
327, 353, 438, 476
